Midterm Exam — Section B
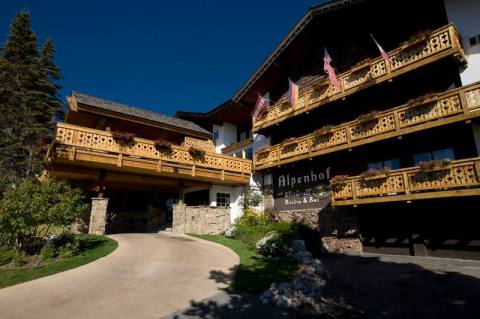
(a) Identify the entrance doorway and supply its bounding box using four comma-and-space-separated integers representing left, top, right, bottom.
105, 188, 178, 233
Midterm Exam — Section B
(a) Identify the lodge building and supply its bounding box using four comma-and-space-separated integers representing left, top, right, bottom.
47, 0, 480, 259
185, 0, 480, 259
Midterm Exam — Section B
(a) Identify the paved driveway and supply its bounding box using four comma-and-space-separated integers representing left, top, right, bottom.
0, 233, 239, 319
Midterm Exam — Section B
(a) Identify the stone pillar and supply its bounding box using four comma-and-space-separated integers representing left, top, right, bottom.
172, 203, 187, 233
89, 198, 109, 235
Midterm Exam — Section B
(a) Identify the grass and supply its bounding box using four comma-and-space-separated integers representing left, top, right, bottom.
0, 235, 117, 289
192, 233, 298, 294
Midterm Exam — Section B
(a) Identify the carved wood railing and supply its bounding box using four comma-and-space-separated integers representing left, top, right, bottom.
252, 24, 466, 132
331, 158, 480, 205
254, 82, 480, 169
52, 123, 252, 180
182, 136, 216, 152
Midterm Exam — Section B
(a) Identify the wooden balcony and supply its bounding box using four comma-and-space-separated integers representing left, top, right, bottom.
331, 158, 480, 206
254, 82, 480, 170
49, 123, 252, 185
252, 24, 466, 132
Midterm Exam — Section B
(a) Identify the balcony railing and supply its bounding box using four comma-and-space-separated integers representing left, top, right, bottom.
254, 82, 480, 170
252, 24, 466, 132
331, 158, 480, 206
50, 123, 252, 184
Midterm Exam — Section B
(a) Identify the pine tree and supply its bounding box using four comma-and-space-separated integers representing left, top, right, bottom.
0, 11, 63, 190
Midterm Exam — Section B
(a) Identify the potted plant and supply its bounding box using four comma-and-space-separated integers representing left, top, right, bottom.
351, 57, 372, 71
331, 175, 349, 185
400, 29, 433, 48
188, 146, 205, 161
154, 139, 173, 155
314, 125, 335, 137
356, 110, 380, 124
418, 159, 451, 172
282, 137, 297, 145
406, 92, 439, 108
360, 167, 390, 180
111, 131, 135, 147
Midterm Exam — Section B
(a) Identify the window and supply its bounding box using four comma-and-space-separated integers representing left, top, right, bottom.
245, 148, 253, 160
216, 193, 230, 207
413, 147, 455, 165
234, 150, 243, 158
368, 158, 400, 170
212, 131, 219, 141
469, 34, 480, 47
239, 130, 251, 142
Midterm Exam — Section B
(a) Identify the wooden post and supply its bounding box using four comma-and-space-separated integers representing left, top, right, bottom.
117, 153, 123, 167
69, 147, 76, 161
393, 110, 401, 131
459, 90, 469, 114
402, 172, 410, 195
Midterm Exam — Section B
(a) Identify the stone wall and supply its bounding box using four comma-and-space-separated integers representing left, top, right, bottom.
272, 207, 362, 255
172, 204, 230, 235
89, 198, 108, 235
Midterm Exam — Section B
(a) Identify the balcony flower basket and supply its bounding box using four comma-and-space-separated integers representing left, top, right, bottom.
280, 101, 292, 111
112, 131, 135, 147
418, 159, 452, 172
331, 175, 349, 185
314, 125, 335, 137
400, 29, 433, 48
256, 145, 270, 153
282, 137, 298, 146
154, 139, 173, 155
188, 146, 205, 161
360, 167, 390, 181
351, 58, 372, 72
407, 92, 439, 108
356, 110, 380, 125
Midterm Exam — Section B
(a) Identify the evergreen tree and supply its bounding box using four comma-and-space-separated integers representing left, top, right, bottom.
0, 11, 63, 190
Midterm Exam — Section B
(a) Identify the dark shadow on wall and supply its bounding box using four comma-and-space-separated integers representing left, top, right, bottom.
164, 253, 480, 319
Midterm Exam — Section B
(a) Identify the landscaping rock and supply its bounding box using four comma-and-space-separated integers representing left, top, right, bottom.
260, 241, 329, 311
291, 239, 306, 252
292, 250, 312, 263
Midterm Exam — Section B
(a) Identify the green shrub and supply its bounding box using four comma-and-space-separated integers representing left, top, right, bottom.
0, 247, 15, 266
40, 244, 57, 261
58, 241, 80, 258
0, 178, 87, 254
235, 209, 272, 228
12, 253, 26, 267
255, 231, 287, 256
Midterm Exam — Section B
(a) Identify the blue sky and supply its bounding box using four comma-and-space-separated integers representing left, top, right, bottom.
1, 0, 324, 115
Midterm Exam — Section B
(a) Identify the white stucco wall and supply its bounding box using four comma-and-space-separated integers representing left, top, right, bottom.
472, 123, 480, 156
213, 122, 238, 153
252, 132, 271, 152
445, 0, 480, 85
209, 185, 244, 223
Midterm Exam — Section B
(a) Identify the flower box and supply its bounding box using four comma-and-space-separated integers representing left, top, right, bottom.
111, 131, 135, 147
314, 125, 335, 137
154, 139, 173, 154
360, 167, 390, 180
356, 110, 380, 125
418, 159, 452, 172
188, 146, 205, 161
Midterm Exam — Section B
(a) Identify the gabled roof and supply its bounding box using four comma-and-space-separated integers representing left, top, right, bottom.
232, 0, 366, 103
71, 92, 210, 136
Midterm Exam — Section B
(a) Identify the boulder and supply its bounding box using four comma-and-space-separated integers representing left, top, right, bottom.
291, 239, 306, 252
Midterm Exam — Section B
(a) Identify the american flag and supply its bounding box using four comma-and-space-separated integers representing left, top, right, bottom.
288, 79, 298, 106
323, 48, 340, 89
252, 93, 270, 119
370, 34, 392, 65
